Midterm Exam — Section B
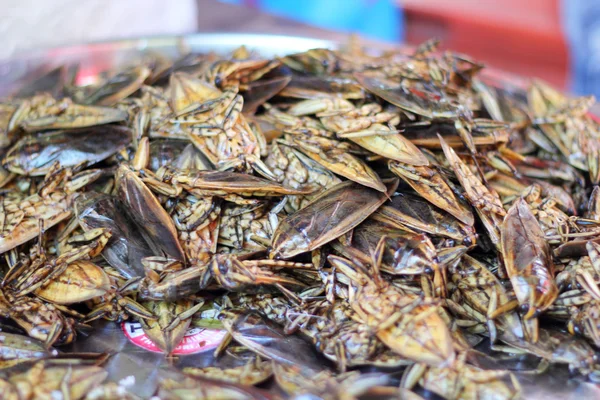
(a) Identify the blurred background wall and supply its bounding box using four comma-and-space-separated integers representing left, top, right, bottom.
0, 0, 198, 58
0, 0, 598, 98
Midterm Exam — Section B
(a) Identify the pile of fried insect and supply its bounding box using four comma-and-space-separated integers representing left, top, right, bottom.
0, 38, 599, 399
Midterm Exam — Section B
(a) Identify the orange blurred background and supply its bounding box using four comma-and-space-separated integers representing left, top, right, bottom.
401, 0, 568, 89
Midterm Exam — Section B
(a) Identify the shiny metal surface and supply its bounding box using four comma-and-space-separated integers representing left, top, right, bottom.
0, 33, 334, 96
0, 31, 527, 96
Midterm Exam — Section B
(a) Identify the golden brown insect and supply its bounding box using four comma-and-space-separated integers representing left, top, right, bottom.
0, 290, 80, 346
166, 72, 264, 172
288, 97, 429, 166
148, 165, 314, 201
140, 299, 203, 354
156, 374, 275, 400
172, 194, 221, 265
84, 274, 154, 323
183, 355, 273, 386
4, 226, 110, 297
217, 201, 279, 251
0, 360, 108, 400
138, 265, 206, 302
273, 361, 389, 400
449, 255, 525, 344
283, 297, 409, 371
373, 192, 477, 246
0, 332, 54, 369
204, 254, 311, 291
401, 353, 521, 400
281, 131, 387, 192
389, 160, 474, 226
0, 166, 103, 254
333, 220, 439, 277
556, 242, 600, 301
264, 140, 341, 212
567, 301, 600, 347
270, 179, 398, 259
328, 240, 456, 367
35, 260, 111, 305
5, 92, 127, 133
440, 134, 506, 249
501, 198, 558, 342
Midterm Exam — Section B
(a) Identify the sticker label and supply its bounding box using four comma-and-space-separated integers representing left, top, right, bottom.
121, 322, 227, 355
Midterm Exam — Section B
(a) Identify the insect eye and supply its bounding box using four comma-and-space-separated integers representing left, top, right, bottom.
519, 304, 529, 314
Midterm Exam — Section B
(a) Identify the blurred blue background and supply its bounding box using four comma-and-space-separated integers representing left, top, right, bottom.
220, 0, 403, 42
562, 0, 600, 97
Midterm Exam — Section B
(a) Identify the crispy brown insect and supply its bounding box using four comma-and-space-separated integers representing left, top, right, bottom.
35, 260, 111, 305
373, 193, 476, 246
388, 161, 475, 226
116, 164, 186, 263
501, 198, 558, 336
140, 299, 203, 354
3, 126, 131, 176
270, 179, 398, 259
328, 253, 456, 367
150, 165, 315, 200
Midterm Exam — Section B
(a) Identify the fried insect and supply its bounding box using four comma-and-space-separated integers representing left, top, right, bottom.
84, 274, 154, 323
0, 360, 108, 400
3, 126, 131, 176
328, 241, 456, 367
140, 299, 203, 353
502, 199, 558, 322
0, 166, 102, 253
270, 179, 398, 259
0, 290, 79, 346
5, 36, 600, 398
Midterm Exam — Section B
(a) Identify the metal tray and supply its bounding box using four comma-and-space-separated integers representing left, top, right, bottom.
0, 33, 334, 96
1, 32, 598, 399
0, 32, 529, 96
